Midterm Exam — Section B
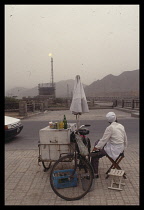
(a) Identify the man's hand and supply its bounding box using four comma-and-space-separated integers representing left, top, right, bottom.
92, 147, 99, 152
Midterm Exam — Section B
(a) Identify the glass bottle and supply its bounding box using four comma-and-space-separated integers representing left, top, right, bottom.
63, 115, 67, 129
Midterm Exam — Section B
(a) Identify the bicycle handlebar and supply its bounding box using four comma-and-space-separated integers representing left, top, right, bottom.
79, 124, 90, 129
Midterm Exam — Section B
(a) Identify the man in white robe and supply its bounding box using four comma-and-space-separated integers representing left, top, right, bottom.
90, 112, 128, 178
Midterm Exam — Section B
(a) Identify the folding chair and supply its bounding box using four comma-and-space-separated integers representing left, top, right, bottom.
105, 152, 127, 179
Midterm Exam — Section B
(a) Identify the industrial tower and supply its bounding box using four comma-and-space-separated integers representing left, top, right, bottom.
38, 56, 55, 99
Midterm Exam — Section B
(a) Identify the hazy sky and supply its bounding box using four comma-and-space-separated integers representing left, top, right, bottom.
5, 4, 139, 91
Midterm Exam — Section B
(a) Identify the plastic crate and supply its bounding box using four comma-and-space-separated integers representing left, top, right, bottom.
53, 169, 78, 189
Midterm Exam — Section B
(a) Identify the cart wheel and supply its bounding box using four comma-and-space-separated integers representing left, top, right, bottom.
42, 161, 52, 172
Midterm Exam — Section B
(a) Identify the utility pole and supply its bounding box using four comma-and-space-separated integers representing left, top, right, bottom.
50, 55, 55, 99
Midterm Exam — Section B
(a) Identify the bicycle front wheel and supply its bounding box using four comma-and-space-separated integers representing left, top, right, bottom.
50, 154, 94, 201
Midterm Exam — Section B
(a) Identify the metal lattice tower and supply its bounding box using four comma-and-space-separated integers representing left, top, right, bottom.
51, 57, 54, 87
38, 56, 55, 98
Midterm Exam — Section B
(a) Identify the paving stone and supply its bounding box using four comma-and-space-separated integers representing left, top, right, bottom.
5, 110, 139, 205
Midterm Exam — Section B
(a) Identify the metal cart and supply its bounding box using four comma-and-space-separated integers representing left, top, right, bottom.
38, 123, 77, 171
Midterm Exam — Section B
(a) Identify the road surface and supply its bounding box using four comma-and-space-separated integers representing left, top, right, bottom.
5, 109, 139, 150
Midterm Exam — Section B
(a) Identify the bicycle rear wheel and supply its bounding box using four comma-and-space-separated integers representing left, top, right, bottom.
50, 154, 94, 201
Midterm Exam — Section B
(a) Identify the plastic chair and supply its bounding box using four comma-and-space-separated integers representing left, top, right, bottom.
108, 169, 125, 191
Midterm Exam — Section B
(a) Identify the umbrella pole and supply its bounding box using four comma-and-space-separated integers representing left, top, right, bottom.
78, 114, 80, 128
76, 114, 79, 129
76, 114, 78, 129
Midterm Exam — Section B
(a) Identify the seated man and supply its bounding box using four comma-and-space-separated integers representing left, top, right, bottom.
90, 112, 128, 178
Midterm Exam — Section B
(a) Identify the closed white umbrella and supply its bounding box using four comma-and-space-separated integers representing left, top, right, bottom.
70, 75, 89, 128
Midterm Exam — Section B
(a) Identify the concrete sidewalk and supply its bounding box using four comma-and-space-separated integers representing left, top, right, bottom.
5, 109, 139, 205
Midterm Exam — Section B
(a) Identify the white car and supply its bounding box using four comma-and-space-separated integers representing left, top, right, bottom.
5, 116, 23, 141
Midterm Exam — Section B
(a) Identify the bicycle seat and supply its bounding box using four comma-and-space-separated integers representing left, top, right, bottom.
78, 129, 89, 135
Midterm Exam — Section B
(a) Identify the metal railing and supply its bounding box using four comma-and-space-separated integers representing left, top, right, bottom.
5, 98, 139, 116
5, 102, 19, 111
114, 99, 139, 110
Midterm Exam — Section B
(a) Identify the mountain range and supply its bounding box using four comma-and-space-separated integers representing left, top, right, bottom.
5, 69, 139, 99
84, 69, 139, 97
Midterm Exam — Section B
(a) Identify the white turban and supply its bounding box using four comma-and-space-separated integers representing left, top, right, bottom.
106, 112, 116, 123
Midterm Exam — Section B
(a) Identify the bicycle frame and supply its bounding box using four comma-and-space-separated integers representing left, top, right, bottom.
69, 125, 91, 178
49, 124, 95, 201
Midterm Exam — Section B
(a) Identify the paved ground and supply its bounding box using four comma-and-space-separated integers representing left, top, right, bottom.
5, 107, 139, 120
5, 109, 139, 206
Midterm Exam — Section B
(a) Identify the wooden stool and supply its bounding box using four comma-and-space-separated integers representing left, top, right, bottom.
108, 169, 125, 191
106, 152, 127, 179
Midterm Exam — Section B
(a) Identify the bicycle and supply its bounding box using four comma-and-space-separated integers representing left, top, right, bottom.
49, 124, 95, 201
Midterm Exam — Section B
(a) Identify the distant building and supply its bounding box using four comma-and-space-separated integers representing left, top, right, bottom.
38, 83, 55, 99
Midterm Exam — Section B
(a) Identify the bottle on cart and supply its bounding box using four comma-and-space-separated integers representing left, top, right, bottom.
49, 121, 53, 129
63, 115, 67, 129
59, 121, 64, 129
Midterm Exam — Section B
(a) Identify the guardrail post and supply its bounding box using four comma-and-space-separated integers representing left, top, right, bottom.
122, 100, 124, 108
90, 98, 94, 107
67, 99, 71, 108
40, 103, 44, 112
136, 100, 139, 109
19, 101, 27, 116
113, 100, 117, 107
44, 100, 48, 109
131, 99, 134, 109
32, 101, 35, 112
